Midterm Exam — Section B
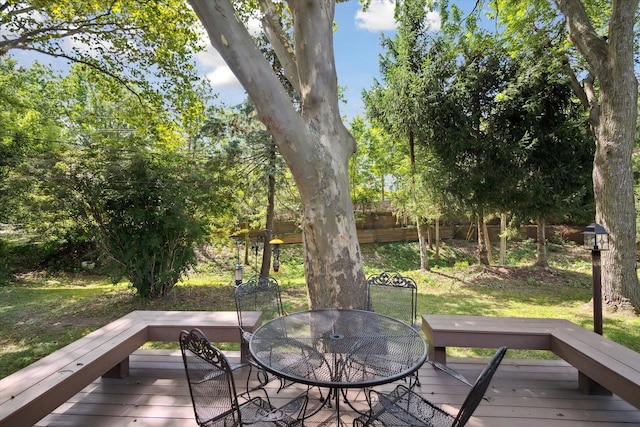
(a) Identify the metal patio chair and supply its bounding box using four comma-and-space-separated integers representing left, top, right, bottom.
366, 271, 418, 328
179, 328, 307, 427
234, 276, 289, 392
366, 271, 421, 390
235, 276, 328, 416
354, 346, 508, 427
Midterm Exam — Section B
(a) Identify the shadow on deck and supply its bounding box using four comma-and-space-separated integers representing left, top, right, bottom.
38, 349, 640, 427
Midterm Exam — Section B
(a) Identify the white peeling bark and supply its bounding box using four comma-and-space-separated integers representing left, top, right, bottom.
189, 0, 367, 309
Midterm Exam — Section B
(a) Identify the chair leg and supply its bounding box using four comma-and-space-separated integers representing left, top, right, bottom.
410, 371, 420, 388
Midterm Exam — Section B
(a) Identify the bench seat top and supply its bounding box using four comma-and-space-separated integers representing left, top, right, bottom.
0, 310, 261, 427
422, 314, 571, 350
421, 314, 640, 410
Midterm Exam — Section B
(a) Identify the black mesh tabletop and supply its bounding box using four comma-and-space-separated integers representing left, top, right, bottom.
249, 309, 427, 389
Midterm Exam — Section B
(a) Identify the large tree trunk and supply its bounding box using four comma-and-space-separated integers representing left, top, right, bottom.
555, 0, 640, 309
594, 81, 639, 309
190, 0, 367, 309
299, 141, 366, 309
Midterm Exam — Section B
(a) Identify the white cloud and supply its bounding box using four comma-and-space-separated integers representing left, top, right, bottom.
205, 66, 241, 88
354, 0, 441, 32
195, 22, 254, 90
355, 0, 396, 31
195, 38, 226, 69
63, 35, 114, 60
195, 32, 242, 89
425, 10, 441, 31
246, 15, 263, 37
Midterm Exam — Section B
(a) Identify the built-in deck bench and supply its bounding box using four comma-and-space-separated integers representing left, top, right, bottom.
0, 310, 261, 427
422, 314, 640, 410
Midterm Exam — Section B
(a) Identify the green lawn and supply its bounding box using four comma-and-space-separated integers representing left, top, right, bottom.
1, 239, 638, 379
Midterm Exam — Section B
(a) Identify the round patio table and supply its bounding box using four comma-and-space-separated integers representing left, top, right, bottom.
249, 309, 427, 423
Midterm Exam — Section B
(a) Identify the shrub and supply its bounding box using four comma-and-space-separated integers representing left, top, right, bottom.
66, 150, 234, 298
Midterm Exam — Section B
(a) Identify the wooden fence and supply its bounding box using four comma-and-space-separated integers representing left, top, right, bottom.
271, 216, 585, 246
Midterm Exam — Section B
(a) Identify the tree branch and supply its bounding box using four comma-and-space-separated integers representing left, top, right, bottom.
561, 56, 590, 108
553, 0, 609, 74
1, 4, 38, 20
189, 0, 310, 172
21, 46, 146, 107
259, 0, 301, 95
0, 8, 141, 55
288, 0, 340, 120
583, 71, 600, 129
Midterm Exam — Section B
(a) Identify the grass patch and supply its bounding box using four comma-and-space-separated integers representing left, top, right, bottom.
1, 240, 638, 379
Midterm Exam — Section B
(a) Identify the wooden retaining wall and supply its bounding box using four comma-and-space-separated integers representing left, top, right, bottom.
273, 218, 585, 246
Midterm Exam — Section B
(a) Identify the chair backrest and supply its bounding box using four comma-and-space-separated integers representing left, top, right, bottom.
366, 271, 418, 326
453, 346, 507, 427
179, 328, 241, 427
234, 276, 285, 328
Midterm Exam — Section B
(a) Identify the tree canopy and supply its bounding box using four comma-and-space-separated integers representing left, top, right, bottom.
1, 0, 203, 109
489, 0, 639, 308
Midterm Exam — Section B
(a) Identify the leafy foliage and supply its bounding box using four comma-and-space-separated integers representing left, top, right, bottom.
348, 117, 398, 212
0, 0, 203, 109
199, 101, 292, 230
62, 149, 233, 298
493, 43, 594, 225
0, 58, 65, 224
1, 61, 235, 297
428, 32, 517, 218
362, 0, 453, 234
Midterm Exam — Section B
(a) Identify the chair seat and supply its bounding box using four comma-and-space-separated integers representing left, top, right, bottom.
354, 347, 508, 427
370, 386, 455, 427
201, 395, 303, 427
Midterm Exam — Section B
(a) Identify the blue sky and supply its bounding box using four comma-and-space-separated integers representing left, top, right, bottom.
334, 0, 409, 122
197, 0, 442, 122
200, 0, 446, 122
194, 1, 393, 121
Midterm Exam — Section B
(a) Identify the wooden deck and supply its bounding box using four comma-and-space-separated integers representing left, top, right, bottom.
36, 349, 640, 426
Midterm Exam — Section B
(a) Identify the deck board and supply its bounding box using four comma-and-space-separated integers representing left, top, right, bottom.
37, 349, 640, 426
